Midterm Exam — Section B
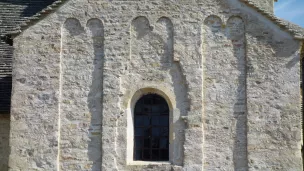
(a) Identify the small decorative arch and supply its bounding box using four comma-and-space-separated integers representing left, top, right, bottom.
86, 18, 104, 38
156, 17, 174, 62
63, 18, 84, 36
204, 15, 223, 33
130, 88, 174, 111
131, 16, 152, 39
226, 15, 245, 24
226, 16, 245, 40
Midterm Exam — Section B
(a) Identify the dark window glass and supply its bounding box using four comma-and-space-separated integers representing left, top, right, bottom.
143, 149, 150, 160
135, 138, 143, 148
134, 94, 169, 161
152, 128, 160, 136
160, 149, 169, 161
152, 150, 159, 161
135, 128, 143, 136
135, 149, 142, 160
151, 116, 159, 126
160, 128, 169, 137
160, 138, 169, 149
159, 116, 169, 126
144, 138, 151, 147
151, 137, 160, 148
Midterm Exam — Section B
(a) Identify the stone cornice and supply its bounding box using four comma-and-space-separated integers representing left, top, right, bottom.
240, 0, 304, 40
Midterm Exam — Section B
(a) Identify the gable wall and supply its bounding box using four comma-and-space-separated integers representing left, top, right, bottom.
9, 0, 302, 171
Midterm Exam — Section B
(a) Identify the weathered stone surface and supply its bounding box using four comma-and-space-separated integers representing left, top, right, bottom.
203, 15, 248, 171
8, 0, 303, 171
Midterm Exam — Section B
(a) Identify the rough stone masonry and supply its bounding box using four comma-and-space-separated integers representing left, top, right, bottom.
7, 0, 303, 170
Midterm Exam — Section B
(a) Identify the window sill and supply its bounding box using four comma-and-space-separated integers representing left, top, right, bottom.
127, 161, 171, 166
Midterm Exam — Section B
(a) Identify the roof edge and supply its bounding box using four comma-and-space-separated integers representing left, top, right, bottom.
9, 0, 304, 40
10, 0, 69, 37
240, 0, 304, 40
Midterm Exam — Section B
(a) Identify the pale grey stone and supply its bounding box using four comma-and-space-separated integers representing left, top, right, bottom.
7, 0, 303, 171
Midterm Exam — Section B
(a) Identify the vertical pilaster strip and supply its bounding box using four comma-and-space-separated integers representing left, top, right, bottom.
203, 15, 248, 170
226, 16, 248, 171
176, 20, 204, 171
57, 21, 63, 171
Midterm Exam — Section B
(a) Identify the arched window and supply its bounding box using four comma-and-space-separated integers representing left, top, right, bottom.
133, 94, 169, 161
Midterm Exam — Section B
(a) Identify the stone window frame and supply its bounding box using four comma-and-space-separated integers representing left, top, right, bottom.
126, 87, 177, 166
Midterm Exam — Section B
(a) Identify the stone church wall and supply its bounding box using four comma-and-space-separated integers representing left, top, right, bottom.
203, 15, 248, 170
9, 0, 302, 170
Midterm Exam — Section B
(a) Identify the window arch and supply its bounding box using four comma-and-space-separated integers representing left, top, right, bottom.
133, 94, 169, 161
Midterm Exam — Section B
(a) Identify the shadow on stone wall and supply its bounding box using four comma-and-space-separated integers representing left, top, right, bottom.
86, 19, 104, 171
228, 17, 249, 171
0, 114, 10, 171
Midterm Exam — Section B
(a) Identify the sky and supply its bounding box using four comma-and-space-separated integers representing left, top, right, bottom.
274, 0, 304, 27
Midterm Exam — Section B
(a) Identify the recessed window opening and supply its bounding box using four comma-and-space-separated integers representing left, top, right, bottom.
133, 94, 169, 161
